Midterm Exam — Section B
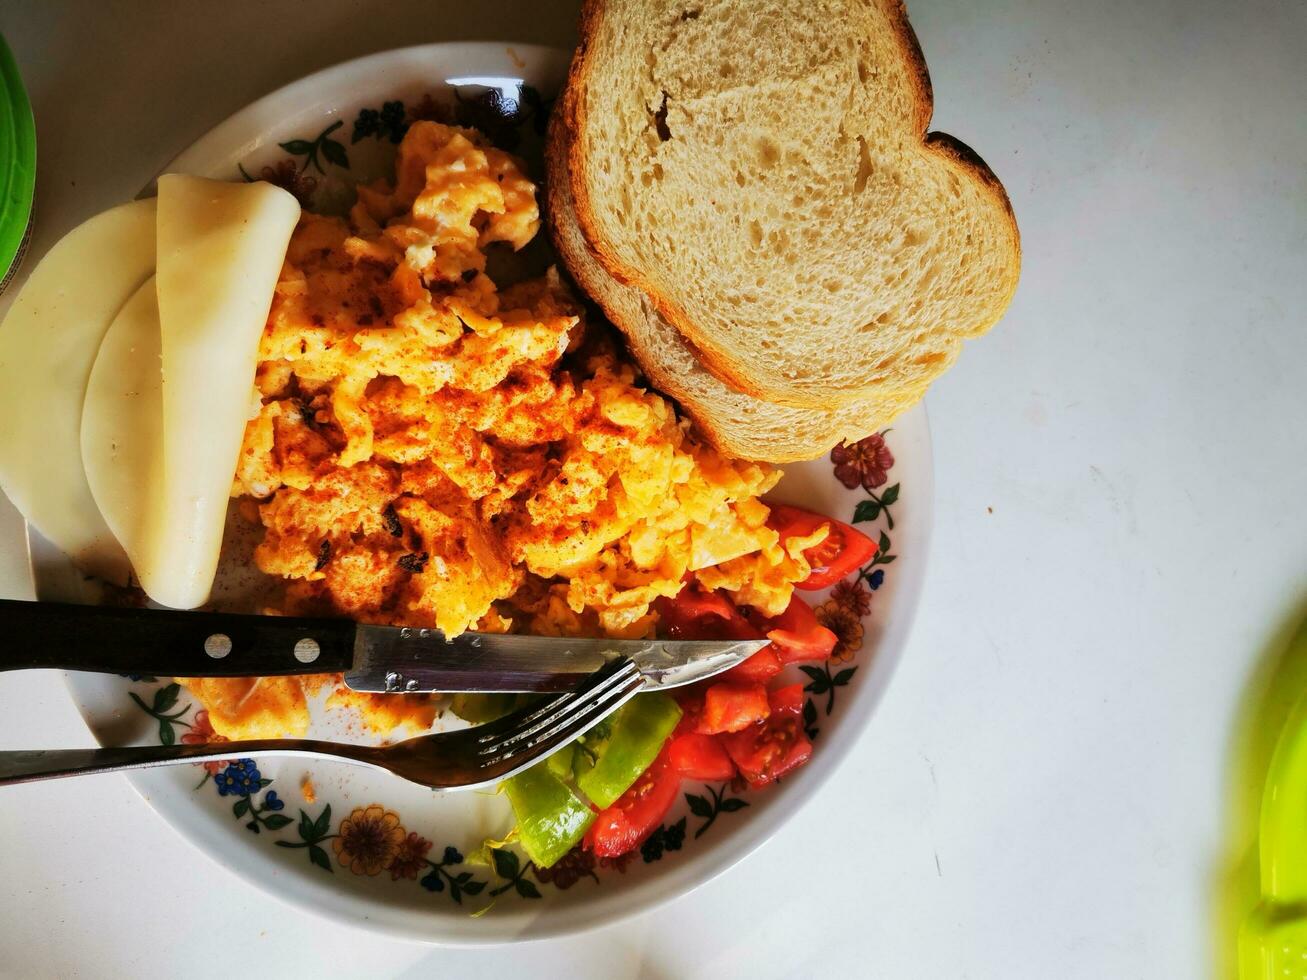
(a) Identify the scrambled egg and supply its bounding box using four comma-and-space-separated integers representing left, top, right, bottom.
181, 121, 812, 739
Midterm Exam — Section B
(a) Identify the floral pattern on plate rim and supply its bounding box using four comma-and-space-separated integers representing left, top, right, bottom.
123, 89, 904, 910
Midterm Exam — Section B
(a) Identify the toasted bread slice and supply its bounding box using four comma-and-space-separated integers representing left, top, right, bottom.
548, 111, 911, 462
559, 0, 1020, 410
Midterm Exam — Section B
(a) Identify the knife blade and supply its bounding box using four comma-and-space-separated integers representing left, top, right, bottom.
345, 623, 766, 693
0, 599, 766, 693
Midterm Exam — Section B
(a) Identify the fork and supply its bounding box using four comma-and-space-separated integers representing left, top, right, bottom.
0, 658, 646, 791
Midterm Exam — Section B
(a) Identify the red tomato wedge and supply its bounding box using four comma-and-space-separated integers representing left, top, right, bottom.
721, 684, 813, 787
697, 682, 770, 734
585, 748, 682, 858
767, 504, 878, 590
721, 644, 783, 683
657, 583, 780, 682
748, 594, 837, 664
668, 732, 736, 781
656, 585, 756, 640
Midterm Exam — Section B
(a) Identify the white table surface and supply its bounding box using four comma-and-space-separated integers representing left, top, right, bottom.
1, 1, 1304, 977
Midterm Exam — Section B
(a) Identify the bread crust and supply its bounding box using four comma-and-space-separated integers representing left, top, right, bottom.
546, 107, 904, 462
562, 0, 1021, 410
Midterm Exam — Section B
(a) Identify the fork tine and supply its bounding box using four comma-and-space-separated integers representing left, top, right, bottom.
475, 659, 646, 777
479, 658, 644, 755
471, 690, 573, 743
474, 676, 645, 781
477, 673, 641, 763
468, 659, 639, 744
512, 666, 647, 761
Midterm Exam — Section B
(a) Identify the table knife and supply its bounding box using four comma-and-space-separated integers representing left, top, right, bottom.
0, 598, 766, 693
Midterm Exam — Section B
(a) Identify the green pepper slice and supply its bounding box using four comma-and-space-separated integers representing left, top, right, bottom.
575, 693, 682, 809
448, 692, 530, 724
571, 715, 613, 785
545, 742, 576, 781
502, 762, 595, 869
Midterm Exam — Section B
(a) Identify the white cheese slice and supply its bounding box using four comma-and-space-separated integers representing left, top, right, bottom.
0, 199, 157, 584
80, 276, 163, 588
146, 175, 299, 609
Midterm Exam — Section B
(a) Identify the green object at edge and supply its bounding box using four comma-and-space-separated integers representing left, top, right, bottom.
1240, 684, 1307, 978
0, 34, 34, 294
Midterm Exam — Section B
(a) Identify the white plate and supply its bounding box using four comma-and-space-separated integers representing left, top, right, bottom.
28, 42, 934, 944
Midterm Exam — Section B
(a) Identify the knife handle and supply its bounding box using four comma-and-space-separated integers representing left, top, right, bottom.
0, 599, 356, 677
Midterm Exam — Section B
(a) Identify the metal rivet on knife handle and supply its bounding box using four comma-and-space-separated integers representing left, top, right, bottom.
204, 634, 232, 659
293, 638, 321, 664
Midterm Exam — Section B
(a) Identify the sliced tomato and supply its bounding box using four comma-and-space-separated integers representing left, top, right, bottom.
673, 693, 706, 729
584, 748, 682, 858
697, 682, 770, 734
747, 594, 837, 664
667, 732, 736, 781
656, 584, 756, 641
720, 684, 812, 787
767, 504, 878, 590
657, 583, 776, 682
721, 644, 783, 684
658, 582, 789, 684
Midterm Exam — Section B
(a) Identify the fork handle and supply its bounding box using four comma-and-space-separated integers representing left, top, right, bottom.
0, 740, 389, 786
